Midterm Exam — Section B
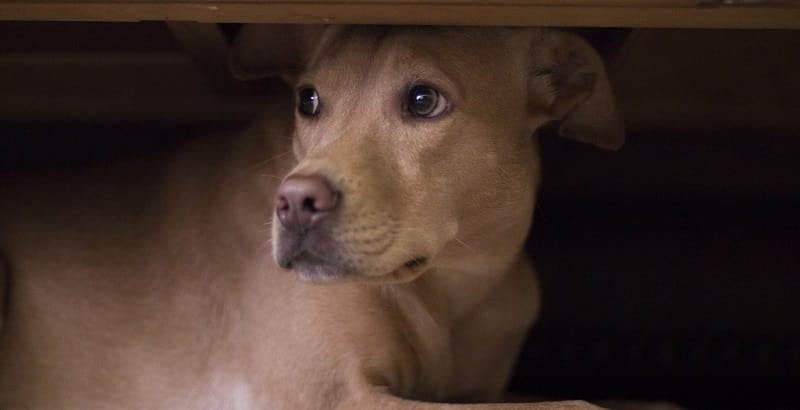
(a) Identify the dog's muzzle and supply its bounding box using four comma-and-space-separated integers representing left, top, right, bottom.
273, 173, 430, 282
273, 174, 346, 277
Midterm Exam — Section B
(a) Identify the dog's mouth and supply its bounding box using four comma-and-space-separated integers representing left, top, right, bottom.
386, 256, 430, 283
273, 205, 433, 283
285, 250, 431, 283
403, 256, 428, 271
276, 230, 430, 283
288, 254, 429, 283
286, 252, 347, 282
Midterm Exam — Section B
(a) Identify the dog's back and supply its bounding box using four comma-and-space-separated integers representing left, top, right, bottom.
0, 102, 298, 408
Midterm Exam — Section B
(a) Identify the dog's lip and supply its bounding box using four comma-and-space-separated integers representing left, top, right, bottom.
403, 256, 428, 270
275, 224, 338, 269
275, 225, 432, 282
288, 252, 431, 284
275, 233, 306, 269
290, 252, 348, 281
378, 256, 430, 284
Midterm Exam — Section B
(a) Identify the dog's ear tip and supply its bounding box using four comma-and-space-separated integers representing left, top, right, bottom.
558, 123, 626, 151
228, 24, 322, 82
228, 54, 252, 81
601, 135, 626, 151
539, 29, 625, 151
228, 41, 266, 81
600, 124, 627, 151
593, 135, 626, 151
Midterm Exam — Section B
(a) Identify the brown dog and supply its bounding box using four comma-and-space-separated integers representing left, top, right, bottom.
0, 26, 621, 409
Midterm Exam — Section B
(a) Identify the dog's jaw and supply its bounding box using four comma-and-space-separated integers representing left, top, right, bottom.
272, 215, 349, 281
272, 210, 437, 283
273, 223, 434, 284
291, 255, 431, 284
290, 255, 348, 282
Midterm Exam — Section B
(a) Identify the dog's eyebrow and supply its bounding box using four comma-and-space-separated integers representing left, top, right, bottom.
402, 63, 465, 104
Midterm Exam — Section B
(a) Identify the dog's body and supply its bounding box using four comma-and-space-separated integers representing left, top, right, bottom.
0, 26, 621, 409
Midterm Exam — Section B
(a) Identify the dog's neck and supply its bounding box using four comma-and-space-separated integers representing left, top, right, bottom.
418, 261, 521, 325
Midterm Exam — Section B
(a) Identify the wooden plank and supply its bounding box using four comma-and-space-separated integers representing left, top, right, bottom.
0, 0, 783, 6
1, 1, 799, 29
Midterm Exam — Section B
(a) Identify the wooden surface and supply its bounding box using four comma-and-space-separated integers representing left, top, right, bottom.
1, 1, 800, 29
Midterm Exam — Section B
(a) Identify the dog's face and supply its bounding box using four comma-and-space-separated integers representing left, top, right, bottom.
278, 27, 539, 283
231, 26, 622, 283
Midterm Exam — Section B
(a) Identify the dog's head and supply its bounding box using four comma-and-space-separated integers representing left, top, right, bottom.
232, 26, 622, 283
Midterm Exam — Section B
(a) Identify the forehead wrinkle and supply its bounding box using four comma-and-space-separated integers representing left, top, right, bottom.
304, 26, 387, 78
301, 27, 391, 109
374, 27, 515, 103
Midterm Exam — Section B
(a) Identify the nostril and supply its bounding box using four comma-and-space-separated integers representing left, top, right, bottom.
312, 189, 338, 213
277, 195, 290, 211
302, 197, 318, 213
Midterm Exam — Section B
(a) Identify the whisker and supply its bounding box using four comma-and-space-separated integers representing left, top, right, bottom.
454, 237, 473, 252
253, 150, 293, 170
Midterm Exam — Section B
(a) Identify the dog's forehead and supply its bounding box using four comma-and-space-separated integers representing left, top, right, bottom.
302, 27, 520, 87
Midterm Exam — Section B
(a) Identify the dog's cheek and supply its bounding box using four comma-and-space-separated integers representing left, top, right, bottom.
291, 133, 308, 161
416, 174, 459, 237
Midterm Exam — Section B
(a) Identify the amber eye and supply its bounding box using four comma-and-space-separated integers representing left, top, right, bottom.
407, 85, 448, 118
298, 87, 320, 117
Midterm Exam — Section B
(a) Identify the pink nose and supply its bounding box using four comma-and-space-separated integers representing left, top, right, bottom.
275, 174, 338, 232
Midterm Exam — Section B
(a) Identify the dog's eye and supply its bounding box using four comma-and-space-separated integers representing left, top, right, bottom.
407, 85, 448, 118
298, 87, 320, 117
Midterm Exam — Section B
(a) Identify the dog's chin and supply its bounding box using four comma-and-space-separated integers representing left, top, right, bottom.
289, 254, 431, 284
274, 227, 433, 284
291, 254, 352, 283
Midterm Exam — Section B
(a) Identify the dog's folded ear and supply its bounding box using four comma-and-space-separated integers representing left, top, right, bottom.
529, 30, 625, 150
229, 24, 327, 82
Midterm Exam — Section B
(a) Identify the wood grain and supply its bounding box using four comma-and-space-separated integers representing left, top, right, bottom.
1, 1, 799, 28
